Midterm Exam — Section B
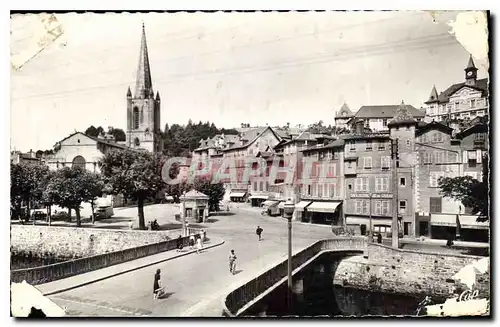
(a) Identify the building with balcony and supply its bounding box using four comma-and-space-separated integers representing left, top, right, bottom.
424, 55, 489, 123
414, 118, 489, 242
298, 139, 345, 225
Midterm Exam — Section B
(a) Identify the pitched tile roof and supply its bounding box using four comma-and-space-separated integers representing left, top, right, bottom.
436, 78, 488, 103
425, 85, 439, 104
355, 104, 425, 119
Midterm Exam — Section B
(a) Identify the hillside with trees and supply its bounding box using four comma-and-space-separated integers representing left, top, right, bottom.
162, 120, 238, 157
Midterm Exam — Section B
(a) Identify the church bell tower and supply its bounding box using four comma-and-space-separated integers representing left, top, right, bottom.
126, 23, 162, 153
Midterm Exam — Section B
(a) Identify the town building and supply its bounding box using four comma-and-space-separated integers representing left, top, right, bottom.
348, 104, 425, 132
125, 24, 163, 153
43, 132, 130, 173
423, 55, 489, 123
219, 126, 284, 202
414, 118, 489, 242
298, 138, 345, 225
10, 150, 42, 165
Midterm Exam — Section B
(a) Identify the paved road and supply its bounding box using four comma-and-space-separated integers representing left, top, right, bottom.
49, 205, 334, 317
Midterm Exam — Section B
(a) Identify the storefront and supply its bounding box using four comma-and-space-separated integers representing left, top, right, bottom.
249, 195, 268, 207
305, 201, 342, 226
346, 216, 399, 236
430, 214, 489, 242
229, 192, 247, 203
294, 201, 312, 221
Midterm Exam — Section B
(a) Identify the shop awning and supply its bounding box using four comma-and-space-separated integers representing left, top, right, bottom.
249, 195, 268, 200
294, 201, 312, 211
458, 215, 489, 230
346, 217, 393, 226
307, 201, 342, 213
262, 200, 279, 207
229, 192, 246, 197
430, 214, 457, 227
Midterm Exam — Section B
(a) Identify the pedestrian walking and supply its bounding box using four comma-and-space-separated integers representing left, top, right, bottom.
229, 249, 237, 274
196, 236, 203, 254
189, 234, 195, 250
176, 235, 183, 252
200, 229, 206, 242
153, 269, 166, 300
377, 233, 382, 244
256, 226, 263, 241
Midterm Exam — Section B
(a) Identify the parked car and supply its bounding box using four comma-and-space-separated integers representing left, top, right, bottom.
96, 205, 114, 219
32, 210, 47, 220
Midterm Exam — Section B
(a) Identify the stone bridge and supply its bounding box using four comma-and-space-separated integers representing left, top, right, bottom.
222, 237, 366, 317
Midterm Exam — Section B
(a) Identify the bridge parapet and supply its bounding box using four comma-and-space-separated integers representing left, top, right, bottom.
222, 237, 366, 317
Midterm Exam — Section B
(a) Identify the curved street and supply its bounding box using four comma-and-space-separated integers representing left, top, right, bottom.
47, 204, 335, 317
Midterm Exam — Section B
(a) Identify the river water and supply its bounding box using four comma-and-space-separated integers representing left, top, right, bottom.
243, 253, 427, 317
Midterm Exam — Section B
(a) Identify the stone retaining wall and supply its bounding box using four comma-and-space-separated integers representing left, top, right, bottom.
222, 237, 366, 316
333, 243, 489, 299
11, 230, 204, 285
223, 239, 489, 317
10, 225, 202, 258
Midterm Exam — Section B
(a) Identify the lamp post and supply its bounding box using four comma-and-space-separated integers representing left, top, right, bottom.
283, 198, 295, 313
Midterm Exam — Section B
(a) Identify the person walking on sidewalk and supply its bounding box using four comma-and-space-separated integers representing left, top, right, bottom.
256, 226, 263, 241
229, 249, 237, 275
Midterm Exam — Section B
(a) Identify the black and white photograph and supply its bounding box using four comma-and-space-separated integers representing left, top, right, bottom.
9, 9, 491, 318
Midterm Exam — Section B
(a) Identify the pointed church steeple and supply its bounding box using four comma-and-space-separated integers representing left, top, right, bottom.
425, 85, 439, 104
466, 54, 477, 70
134, 23, 153, 98
155, 91, 160, 101
127, 86, 132, 98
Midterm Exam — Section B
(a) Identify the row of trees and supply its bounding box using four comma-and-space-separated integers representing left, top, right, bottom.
85, 125, 127, 142
11, 149, 226, 229
10, 164, 103, 226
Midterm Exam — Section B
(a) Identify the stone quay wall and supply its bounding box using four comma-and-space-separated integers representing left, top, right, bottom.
10, 226, 201, 285
223, 238, 489, 317
222, 237, 366, 317
11, 225, 202, 259
332, 243, 489, 299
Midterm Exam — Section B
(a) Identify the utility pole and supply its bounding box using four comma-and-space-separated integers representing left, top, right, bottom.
391, 138, 399, 249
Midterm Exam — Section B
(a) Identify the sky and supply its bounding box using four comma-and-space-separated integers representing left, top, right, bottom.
10, 11, 489, 152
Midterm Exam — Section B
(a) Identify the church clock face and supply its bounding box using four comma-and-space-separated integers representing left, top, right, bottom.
342, 112, 347, 117
467, 71, 473, 77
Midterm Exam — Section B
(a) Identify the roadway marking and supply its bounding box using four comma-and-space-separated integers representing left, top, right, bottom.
51, 295, 152, 316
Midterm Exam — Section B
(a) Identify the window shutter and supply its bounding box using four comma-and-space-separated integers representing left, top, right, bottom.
463, 151, 468, 163
477, 150, 482, 163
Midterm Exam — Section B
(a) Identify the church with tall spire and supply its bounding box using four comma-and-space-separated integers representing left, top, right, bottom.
423, 54, 488, 123
126, 23, 162, 153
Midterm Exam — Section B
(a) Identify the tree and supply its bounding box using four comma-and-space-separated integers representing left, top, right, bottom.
45, 166, 103, 227
193, 177, 225, 212
111, 128, 126, 142
10, 163, 51, 221
438, 154, 489, 221
85, 125, 99, 137
99, 149, 165, 229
